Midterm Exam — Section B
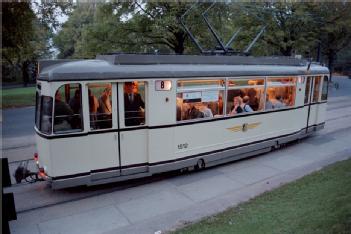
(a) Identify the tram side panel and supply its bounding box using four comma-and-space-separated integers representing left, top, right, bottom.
49, 136, 92, 178
147, 80, 177, 172
36, 135, 52, 176
172, 109, 304, 167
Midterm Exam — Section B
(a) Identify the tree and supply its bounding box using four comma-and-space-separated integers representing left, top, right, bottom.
308, 2, 351, 76
53, 4, 95, 58
2, 2, 49, 83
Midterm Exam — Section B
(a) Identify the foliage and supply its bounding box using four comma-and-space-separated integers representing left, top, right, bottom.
1, 87, 36, 108
173, 159, 351, 234
4, 1, 349, 83
2, 1, 72, 83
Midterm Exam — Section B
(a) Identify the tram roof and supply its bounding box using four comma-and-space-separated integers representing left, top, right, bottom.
39, 55, 329, 82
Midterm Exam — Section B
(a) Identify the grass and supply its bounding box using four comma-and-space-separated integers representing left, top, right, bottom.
1, 86, 36, 108
173, 159, 351, 234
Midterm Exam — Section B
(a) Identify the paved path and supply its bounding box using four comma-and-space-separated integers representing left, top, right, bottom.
8, 113, 351, 234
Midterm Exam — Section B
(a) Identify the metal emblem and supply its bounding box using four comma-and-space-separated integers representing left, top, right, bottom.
242, 123, 248, 132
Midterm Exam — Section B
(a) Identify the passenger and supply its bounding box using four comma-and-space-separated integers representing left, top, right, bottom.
124, 82, 145, 126
54, 91, 74, 131
200, 103, 213, 118
68, 89, 82, 129
284, 94, 294, 106
247, 88, 259, 111
186, 103, 204, 119
265, 94, 274, 110
176, 97, 182, 121
230, 96, 244, 115
88, 89, 99, 129
98, 86, 112, 128
242, 96, 254, 112
273, 95, 286, 109
218, 94, 223, 115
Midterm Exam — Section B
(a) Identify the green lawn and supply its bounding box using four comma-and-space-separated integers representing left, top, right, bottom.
1, 87, 36, 108
173, 159, 351, 234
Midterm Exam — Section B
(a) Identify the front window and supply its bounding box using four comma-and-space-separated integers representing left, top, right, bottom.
53, 83, 83, 133
40, 96, 53, 134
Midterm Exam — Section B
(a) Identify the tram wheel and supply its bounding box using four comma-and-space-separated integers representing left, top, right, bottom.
195, 159, 205, 170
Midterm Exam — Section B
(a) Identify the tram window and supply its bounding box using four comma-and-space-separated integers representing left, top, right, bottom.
35, 92, 41, 129
266, 77, 296, 109
321, 76, 329, 101
53, 84, 83, 133
124, 81, 146, 126
313, 76, 321, 102
304, 77, 311, 104
40, 96, 53, 134
88, 83, 112, 130
177, 79, 224, 121
227, 88, 264, 115
226, 78, 265, 115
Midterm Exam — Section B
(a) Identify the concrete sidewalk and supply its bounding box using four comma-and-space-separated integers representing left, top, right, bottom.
9, 106, 351, 234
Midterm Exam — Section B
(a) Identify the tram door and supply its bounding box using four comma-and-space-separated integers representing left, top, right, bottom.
305, 76, 322, 131
87, 82, 120, 180
118, 81, 148, 175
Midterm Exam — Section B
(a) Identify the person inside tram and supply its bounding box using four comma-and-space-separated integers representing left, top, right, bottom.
54, 90, 74, 131
265, 94, 274, 110
200, 103, 213, 118
247, 88, 259, 111
186, 103, 204, 119
124, 82, 145, 126
68, 89, 82, 129
218, 94, 223, 115
230, 96, 244, 115
98, 86, 112, 128
273, 94, 286, 109
88, 89, 99, 129
242, 96, 254, 112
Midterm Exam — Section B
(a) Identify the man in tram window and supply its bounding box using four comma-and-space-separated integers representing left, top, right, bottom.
124, 82, 145, 126
54, 90, 74, 131
68, 89, 82, 129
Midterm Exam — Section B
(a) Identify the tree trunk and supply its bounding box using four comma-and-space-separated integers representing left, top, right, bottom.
327, 51, 336, 82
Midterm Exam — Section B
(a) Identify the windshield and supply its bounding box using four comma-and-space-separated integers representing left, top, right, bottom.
35, 93, 53, 134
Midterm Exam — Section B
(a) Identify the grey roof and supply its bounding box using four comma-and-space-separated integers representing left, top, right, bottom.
39, 59, 329, 82
96, 54, 308, 66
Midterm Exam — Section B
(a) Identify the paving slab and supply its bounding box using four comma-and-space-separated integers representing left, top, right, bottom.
224, 163, 282, 185
175, 173, 244, 202
116, 189, 194, 223
38, 206, 129, 234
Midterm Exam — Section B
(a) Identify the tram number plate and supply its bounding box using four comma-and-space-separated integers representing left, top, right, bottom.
177, 143, 188, 150
155, 80, 172, 91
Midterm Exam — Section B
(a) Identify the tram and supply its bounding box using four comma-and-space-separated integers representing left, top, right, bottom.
34, 54, 329, 189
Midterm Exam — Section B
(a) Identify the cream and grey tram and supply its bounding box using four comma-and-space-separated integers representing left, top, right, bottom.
34, 54, 329, 189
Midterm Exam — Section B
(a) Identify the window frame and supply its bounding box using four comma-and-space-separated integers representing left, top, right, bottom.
87, 82, 114, 131
121, 81, 147, 128
53, 83, 84, 135
226, 77, 266, 115
176, 78, 226, 122
265, 76, 297, 111
321, 75, 329, 101
312, 76, 322, 103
